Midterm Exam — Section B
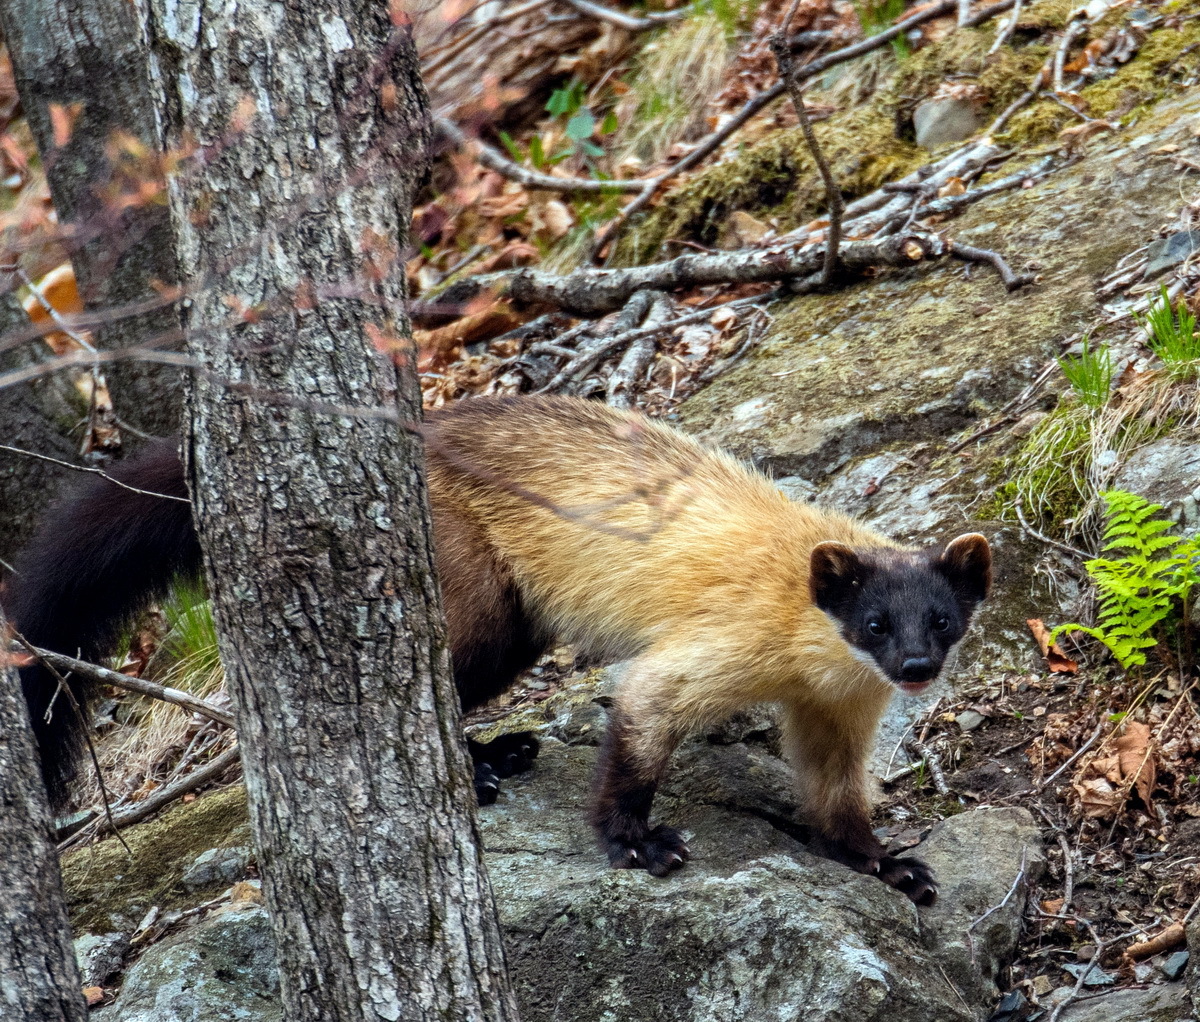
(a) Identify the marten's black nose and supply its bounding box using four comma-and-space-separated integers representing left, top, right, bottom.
900, 657, 934, 682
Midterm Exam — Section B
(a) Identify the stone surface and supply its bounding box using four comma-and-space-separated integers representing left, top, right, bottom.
74, 931, 130, 987
94, 905, 279, 1022
1115, 436, 1200, 534
1051, 982, 1193, 1022
913, 96, 983, 149
484, 737, 1042, 1022
180, 845, 252, 891
1144, 230, 1200, 279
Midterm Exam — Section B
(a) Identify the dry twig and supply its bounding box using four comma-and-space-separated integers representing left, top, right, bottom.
14, 643, 236, 729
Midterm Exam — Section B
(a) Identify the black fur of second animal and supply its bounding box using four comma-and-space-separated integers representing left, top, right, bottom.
4, 396, 991, 905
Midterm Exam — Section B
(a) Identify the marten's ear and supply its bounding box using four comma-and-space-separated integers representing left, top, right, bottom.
937, 533, 992, 608
810, 542, 872, 618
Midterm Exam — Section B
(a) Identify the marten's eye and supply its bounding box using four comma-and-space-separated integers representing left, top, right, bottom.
867, 619, 887, 636
933, 615, 950, 632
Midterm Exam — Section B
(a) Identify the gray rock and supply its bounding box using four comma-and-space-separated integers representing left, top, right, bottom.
1187, 917, 1200, 1012
1050, 982, 1193, 1022
956, 710, 986, 732
94, 905, 279, 1022
74, 931, 130, 986
180, 845, 252, 891
484, 738, 1043, 1022
1144, 230, 1200, 279
1063, 960, 1117, 986
1162, 950, 1190, 981
913, 97, 983, 149
1115, 436, 1200, 533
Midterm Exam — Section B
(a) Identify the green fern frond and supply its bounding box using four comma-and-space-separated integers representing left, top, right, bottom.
1051, 490, 1198, 671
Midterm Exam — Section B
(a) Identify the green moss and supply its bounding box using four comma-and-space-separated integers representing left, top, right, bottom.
615, 106, 925, 264
64, 784, 251, 933
999, 4, 1200, 145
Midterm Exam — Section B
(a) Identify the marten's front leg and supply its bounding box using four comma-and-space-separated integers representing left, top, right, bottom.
783, 702, 937, 906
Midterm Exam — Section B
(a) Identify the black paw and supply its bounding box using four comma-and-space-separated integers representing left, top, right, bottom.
473, 761, 500, 806
603, 825, 690, 877
469, 732, 540, 779
877, 855, 938, 906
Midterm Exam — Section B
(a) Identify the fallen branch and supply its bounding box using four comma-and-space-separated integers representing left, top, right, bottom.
435, 118, 651, 195
948, 240, 1036, 292
771, 20, 843, 286
536, 291, 767, 393
1047, 923, 1144, 1022
1123, 922, 1186, 963
466, 231, 945, 316
61, 743, 242, 848
907, 738, 951, 796
1034, 722, 1104, 793
13, 643, 236, 729
556, 0, 687, 31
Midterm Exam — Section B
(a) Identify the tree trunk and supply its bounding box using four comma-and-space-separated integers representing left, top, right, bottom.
141, 2, 520, 1020
0, 293, 84, 566
0, 609, 88, 1022
0, 0, 183, 437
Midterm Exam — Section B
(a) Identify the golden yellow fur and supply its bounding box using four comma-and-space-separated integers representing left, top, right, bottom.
428, 397, 900, 825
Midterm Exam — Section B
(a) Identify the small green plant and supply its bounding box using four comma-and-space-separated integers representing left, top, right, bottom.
498, 80, 616, 171
1139, 285, 1200, 381
159, 578, 222, 685
1052, 490, 1200, 670
1058, 336, 1114, 410
855, 0, 910, 57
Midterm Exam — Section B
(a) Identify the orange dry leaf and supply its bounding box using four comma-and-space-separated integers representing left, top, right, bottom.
21, 263, 85, 355
83, 987, 105, 1007
937, 177, 966, 198
48, 101, 83, 148
1124, 922, 1186, 962
1027, 618, 1078, 674
415, 301, 521, 371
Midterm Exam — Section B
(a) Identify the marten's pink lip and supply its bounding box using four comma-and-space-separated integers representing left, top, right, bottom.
898, 680, 933, 695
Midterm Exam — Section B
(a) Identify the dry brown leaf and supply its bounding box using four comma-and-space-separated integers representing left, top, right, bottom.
83, 986, 105, 1007
937, 177, 966, 198
1124, 922, 1185, 962
415, 301, 521, 371
1027, 618, 1079, 674
530, 198, 574, 241
710, 307, 738, 331
1074, 775, 1120, 818
1115, 720, 1155, 808
1041, 897, 1065, 915
1152, 143, 1181, 155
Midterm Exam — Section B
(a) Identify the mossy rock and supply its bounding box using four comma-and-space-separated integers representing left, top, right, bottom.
63, 784, 251, 934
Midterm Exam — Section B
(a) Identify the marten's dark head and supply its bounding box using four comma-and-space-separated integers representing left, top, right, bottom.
809, 533, 992, 694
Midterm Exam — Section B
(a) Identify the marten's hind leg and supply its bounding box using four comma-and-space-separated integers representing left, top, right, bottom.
435, 506, 546, 804
588, 650, 730, 876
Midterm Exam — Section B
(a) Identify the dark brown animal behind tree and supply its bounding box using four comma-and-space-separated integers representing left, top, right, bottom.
6, 395, 990, 905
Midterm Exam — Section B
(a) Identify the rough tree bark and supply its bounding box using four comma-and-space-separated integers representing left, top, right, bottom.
0, 294, 83, 565
0, 607, 88, 1022
141, 1, 519, 1020
0, 0, 183, 437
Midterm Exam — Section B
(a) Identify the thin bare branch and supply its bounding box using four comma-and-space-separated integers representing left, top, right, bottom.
13, 643, 235, 729
948, 240, 1037, 291
556, 0, 688, 31
435, 118, 650, 194
0, 443, 191, 503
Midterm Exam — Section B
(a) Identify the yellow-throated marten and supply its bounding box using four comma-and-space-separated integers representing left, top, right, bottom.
6, 396, 990, 904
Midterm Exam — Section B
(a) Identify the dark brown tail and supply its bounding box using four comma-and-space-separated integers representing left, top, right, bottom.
2, 441, 199, 808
